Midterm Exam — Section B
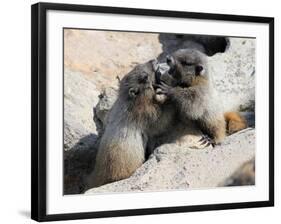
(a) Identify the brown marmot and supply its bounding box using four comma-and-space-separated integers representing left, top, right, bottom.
157, 48, 247, 145
87, 60, 175, 188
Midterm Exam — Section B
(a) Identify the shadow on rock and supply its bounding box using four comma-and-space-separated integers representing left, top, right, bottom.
64, 134, 99, 195
157, 33, 229, 61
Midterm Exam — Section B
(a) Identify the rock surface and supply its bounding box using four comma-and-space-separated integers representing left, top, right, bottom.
85, 128, 255, 193
222, 158, 255, 186
63, 30, 256, 194
64, 29, 162, 90
64, 69, 100, 151
63, 69, 100, 194
209, 38, 255, 112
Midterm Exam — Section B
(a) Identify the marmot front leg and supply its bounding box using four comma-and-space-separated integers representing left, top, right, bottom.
157, 82, 225, 145
200, 115, 226, 145
157, 82, 205, 120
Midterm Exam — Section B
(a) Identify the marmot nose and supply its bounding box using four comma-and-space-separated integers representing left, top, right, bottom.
166, 55, 172, 64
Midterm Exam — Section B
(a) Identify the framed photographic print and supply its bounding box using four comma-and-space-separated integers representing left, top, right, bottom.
31, 2, 274, 222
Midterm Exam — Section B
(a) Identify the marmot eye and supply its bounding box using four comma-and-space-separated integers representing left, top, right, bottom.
181, 61, 193, 66
195, 65, 204, 74
138, 73, 148, 83
180, 61, 187, 66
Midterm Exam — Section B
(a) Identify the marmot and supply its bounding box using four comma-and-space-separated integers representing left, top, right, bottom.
157, 48, 247, 145
87, 60, 174, 188
87, 59, 211, 188
222, 158, 255, 186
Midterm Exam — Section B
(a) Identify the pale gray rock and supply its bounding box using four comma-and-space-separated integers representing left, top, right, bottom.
64, 69, 101, 194
209, 38, 255, 112
85, 128, 255, 194
64, 29, 162, 86
64, 69, 100, 150
93, 87, 118, 136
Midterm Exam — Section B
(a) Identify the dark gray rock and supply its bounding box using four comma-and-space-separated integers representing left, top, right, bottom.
64, 140, 98, 194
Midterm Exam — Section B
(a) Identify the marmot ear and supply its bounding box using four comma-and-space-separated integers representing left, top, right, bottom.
129, 87, 139, 98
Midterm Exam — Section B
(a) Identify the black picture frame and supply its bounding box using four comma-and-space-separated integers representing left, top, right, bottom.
31, 2, 274, 222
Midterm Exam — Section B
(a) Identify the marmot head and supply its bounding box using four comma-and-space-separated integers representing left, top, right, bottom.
162, 49, 209, 88
119, 60, 159, 101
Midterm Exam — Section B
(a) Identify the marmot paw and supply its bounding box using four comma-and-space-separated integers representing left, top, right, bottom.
198, 135, 215, 147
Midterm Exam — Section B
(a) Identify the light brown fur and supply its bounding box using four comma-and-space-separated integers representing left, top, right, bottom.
189, 76, 226, 143
191, 76, 209, 86
191, 78, 247, 138
224, 111, 248, 134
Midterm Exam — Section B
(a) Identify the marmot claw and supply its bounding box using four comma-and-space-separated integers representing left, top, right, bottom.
199, 135, 215, 147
